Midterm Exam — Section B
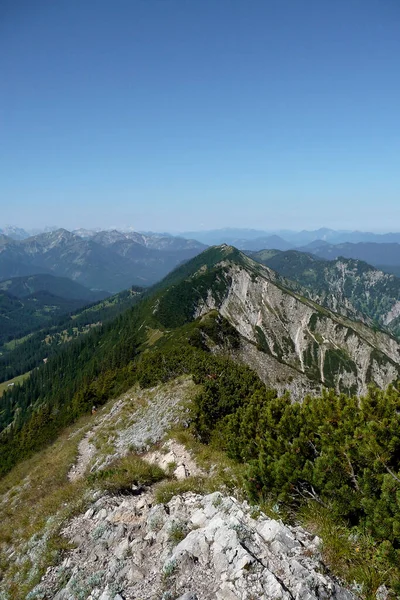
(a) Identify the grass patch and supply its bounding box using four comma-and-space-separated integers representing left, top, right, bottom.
87, 453, 166, 494
0, 413, 94, 599
154, 476, 207, 504
0, 371, 31, 397
168, 521, 188, 545
146, 327, 164, 346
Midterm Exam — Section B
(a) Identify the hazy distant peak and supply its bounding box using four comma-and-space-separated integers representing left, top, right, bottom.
0, 226, 30, 240
0, 233, 14, 246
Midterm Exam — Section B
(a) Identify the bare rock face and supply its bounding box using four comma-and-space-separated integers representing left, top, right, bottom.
145, 439, 204, 480
31, 491, 355, 600
192, 261, 400, 398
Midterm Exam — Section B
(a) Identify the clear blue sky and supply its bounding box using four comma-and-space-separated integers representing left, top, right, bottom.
1, 0, 399, 232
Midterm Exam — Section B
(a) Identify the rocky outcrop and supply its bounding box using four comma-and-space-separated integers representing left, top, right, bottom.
30, 491, 354, 600
145, 439, 204, 480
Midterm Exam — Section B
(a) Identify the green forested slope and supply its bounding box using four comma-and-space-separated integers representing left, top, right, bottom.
0, 274, 109, 301
0, 274, 111, 346
1, 244, 399, 475
0, 286, 143, 382
0, 290, 97, 346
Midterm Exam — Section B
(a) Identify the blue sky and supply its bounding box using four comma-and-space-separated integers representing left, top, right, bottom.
1, 0, 399, 232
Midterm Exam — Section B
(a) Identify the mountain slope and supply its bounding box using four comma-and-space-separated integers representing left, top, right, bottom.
0, 275, 110, 346
0, 375, 365, 600
0, 284, 144, 384
0, 288, 106, 347
251, 249, 400, 338
2, 245, 400, 477
2, 247, 400, 599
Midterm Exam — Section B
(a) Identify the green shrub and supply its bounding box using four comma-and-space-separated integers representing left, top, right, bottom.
168, 521, 188, 545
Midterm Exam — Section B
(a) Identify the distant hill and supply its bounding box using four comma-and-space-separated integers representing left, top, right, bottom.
180, 228, 272, 245
0, 285, 143, 382
0, 289, 100, 346
231, 235, 292, 251
0, 274, 109, 347
180, 229, 292, 251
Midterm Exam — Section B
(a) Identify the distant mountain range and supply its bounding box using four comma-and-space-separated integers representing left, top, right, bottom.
181, 227, 400, 247
3, 225, 400, 290
4, 225, 400, 245
0, 226, 30, 240
0, 229, 206, 292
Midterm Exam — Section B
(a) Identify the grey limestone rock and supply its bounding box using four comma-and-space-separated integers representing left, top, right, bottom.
32, 490, 355, 600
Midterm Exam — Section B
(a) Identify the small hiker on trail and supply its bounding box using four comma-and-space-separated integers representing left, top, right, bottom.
91, 405, 97, 415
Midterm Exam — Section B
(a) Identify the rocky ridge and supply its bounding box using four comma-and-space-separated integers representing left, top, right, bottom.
0, 375, 376, 600
4, 374, 356, 600
31, 480, 355, 600
184, 254, 400, 397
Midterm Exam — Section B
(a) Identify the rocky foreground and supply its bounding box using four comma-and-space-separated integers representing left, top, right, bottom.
31, 487, 354, 600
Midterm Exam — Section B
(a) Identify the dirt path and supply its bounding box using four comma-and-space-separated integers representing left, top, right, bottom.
67, 431, 97, 482
67, 377, 197, 481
